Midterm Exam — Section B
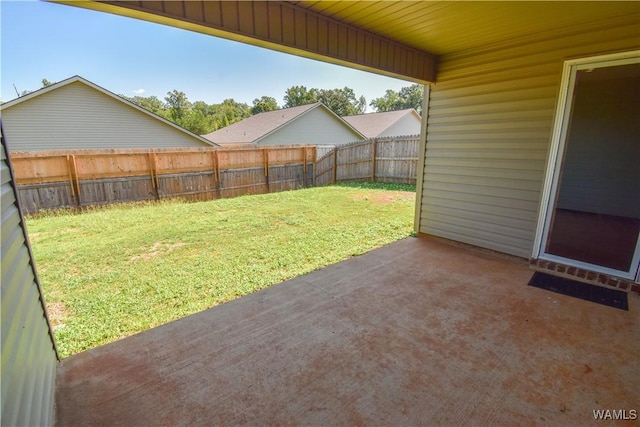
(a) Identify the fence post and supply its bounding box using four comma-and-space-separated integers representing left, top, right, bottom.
69, 155, 81, 208
333, 147, 338, 184
263, 148, 270, 193
310, 146, 316, 187
371, 138, 377, 182
210, 150, 218, 200
66, 154, 76, 200
302, 147, 307, 188
148, 151, 160, 200
214, 150, 222, 199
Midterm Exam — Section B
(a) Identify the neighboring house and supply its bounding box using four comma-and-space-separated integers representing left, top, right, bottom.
343, 108, 421, 138
0, 75, 217, 152
201, 102, 364, 147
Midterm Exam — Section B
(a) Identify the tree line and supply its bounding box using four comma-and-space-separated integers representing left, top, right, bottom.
12, 79, 424, 135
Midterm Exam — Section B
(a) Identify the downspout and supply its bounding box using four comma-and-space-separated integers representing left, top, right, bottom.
413, 84, 430, 235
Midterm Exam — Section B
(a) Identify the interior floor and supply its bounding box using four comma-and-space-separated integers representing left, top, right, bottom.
546, 208, 640, 272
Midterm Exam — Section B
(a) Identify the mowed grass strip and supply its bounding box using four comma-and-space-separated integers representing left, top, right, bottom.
26, 183, 415, 358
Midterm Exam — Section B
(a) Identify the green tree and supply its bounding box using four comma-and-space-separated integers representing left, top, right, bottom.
180, 109, 215, 135
211, 99, 251, 130
283, 85, 318, 108
16, 78, 56, 97
165, 90, 191, 122
192, 100, 214, 116
370, 83, 424, 114
399, 84, 424, 114
318, 87, 366, 116
124, 95, 167, 117
251, 96, 279, 114
284, 85, 366, 116
369, 89, 403, 112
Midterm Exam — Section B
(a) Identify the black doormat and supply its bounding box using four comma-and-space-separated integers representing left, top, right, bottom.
528, 272, 628, 311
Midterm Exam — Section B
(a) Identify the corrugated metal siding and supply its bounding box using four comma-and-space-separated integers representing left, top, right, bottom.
1, 127, 57, 426
379, 114, 421, 138
256, 107, 363, 146
420, 22, 640, 258
2, 81, 211, 151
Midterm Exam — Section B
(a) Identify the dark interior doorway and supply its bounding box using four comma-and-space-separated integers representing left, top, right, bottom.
545, 62, 640, 273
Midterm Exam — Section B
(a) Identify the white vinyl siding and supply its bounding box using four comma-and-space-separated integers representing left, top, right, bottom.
1, 82, 212, 151
256, 107, 363, 146
378, 113, 421, 138
1, 139, 57, 426
420, 21, 640, 258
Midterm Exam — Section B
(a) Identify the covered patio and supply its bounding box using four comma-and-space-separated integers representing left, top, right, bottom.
56, 237, 639, 426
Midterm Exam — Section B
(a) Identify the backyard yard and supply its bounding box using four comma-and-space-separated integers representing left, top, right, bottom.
26, 183, 415, 358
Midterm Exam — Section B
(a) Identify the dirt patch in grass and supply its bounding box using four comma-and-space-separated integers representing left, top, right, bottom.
349, 191, 414, 204
130, 242, 185, 261
47, 301, 70, 329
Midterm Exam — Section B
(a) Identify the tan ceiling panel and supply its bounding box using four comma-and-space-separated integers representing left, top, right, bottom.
295, 1, 639, 56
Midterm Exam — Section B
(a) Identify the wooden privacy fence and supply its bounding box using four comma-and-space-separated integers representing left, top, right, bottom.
12, 146, 315, 213
315, 135, 419, 186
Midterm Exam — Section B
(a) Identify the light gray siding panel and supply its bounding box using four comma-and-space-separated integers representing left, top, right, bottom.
420, 22, 640, 257
378, 114, 421, 138
2, 81, 211, 151
1, 133, 57, 426
256, 107, 363, 146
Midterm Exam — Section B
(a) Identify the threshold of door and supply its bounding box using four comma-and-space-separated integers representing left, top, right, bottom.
529, 258, 639, 294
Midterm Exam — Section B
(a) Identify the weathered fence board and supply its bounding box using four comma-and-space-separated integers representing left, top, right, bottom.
12, 146, 315, 213
79, 176, 156, 206
157, 172, 218, 201
17, 181, 76, 212
314, 135, 419, 186
315, 150, 336, 187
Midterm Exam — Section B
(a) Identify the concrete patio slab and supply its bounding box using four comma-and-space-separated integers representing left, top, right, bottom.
55, 237, 639, 426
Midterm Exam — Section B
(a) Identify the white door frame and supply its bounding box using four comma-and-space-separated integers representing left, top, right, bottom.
532, 50, 640, 282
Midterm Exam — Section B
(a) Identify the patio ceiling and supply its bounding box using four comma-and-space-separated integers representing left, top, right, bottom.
55, 1, 639, 83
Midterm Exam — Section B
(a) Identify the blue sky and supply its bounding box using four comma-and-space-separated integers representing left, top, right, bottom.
1, 0, 412, 110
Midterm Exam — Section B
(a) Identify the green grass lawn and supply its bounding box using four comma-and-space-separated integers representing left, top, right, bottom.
26, 183, 416, 358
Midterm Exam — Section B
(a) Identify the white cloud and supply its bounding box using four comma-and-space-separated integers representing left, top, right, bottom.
133, 88, 146, 95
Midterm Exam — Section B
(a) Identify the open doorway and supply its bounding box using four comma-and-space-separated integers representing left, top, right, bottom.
537, 52, 640, 280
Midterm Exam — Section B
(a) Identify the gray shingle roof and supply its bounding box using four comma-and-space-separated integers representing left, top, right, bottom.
202, 103, 323, 144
